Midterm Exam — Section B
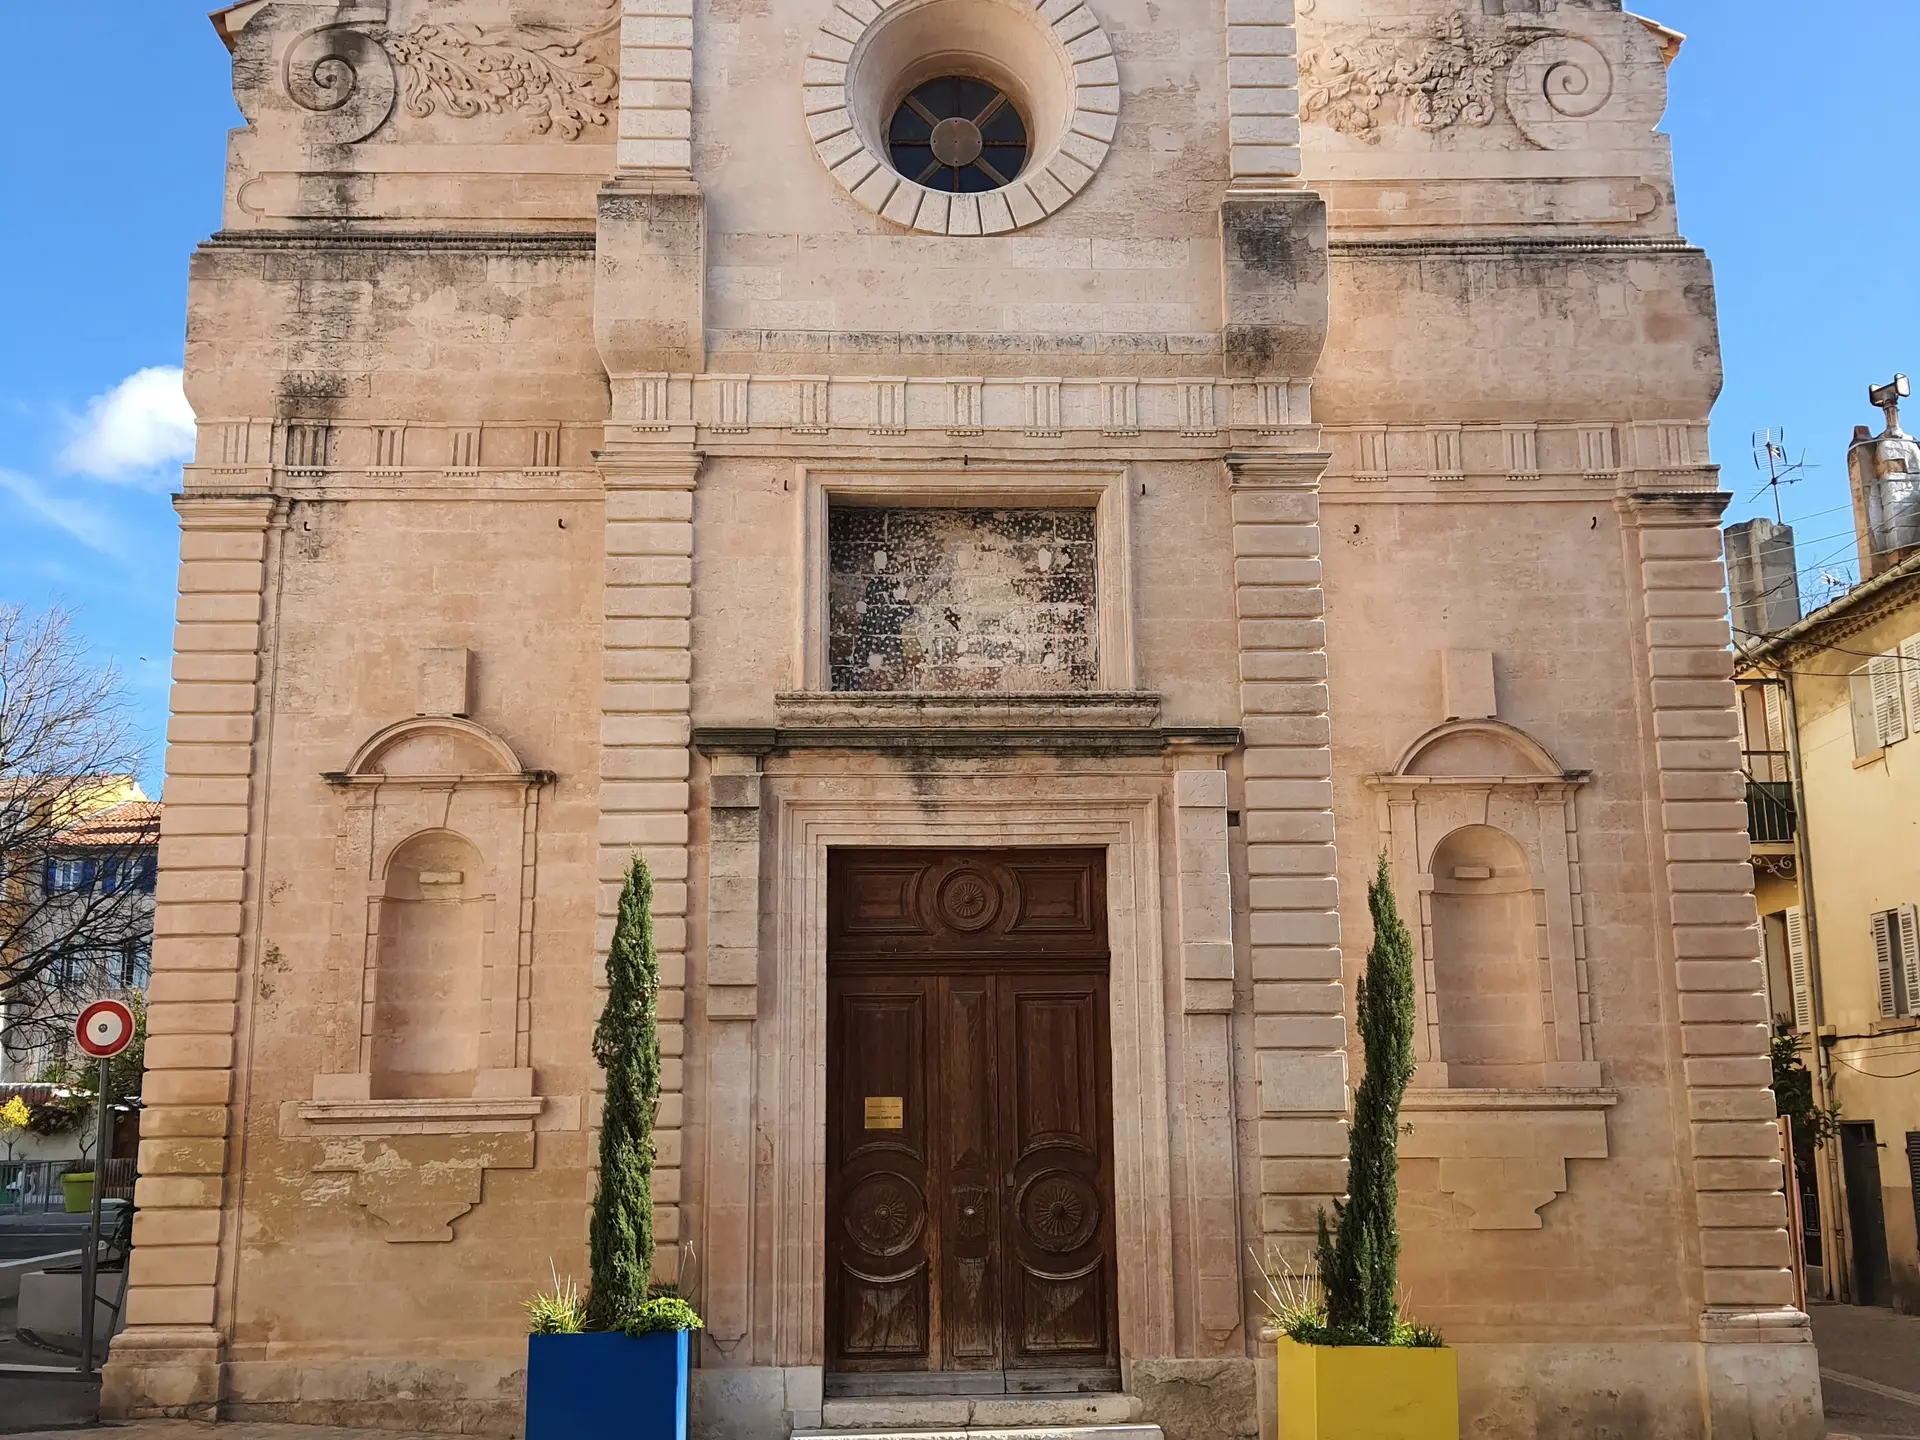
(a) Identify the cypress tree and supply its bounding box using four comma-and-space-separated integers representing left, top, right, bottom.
1316, 852, 1417, 1342
586, 854, 661, 1331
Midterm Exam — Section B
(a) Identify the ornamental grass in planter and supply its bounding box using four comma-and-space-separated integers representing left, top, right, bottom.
1263, 856, 1457, 1440
524, 856, 702, 1440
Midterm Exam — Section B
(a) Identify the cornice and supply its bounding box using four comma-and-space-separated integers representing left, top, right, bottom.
200, 229, 596, 254
1329, 237, 1701, 259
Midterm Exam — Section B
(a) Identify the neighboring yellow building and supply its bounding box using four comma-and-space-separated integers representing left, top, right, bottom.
1737, 379, 1920, 1315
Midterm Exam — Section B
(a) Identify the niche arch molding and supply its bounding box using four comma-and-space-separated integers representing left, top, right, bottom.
298, 715, 556, 1133
1366, 718, 1615, 1231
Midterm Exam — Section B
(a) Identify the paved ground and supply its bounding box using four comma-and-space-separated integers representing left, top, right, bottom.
0, 1304, 1911, 1438
0, 1212, 88, 1264
1814, 1302, 1920, 1440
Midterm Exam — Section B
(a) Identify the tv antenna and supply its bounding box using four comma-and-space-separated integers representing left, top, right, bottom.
1749, 428, 1812, 524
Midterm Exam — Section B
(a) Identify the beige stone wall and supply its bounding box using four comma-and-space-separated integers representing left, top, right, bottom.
108, 0, 1826, 1434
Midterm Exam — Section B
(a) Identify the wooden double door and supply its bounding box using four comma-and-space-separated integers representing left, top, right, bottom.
826, 848, 1119, 1393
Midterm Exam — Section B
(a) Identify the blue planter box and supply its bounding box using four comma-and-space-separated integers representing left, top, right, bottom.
525, 1330, 690, 1440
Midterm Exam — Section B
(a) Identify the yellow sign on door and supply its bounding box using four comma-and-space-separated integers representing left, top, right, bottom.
864, 1096, 904, 1130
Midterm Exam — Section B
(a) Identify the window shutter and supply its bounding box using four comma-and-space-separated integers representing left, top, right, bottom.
1873, 909, 1900, 1018
1785, 905, 1813, 1032
1907, 1134, 1920, 1256
1762, 684, 1786, 754
1870, 651, 1908, 746
1899, 904, 1920, 1018
1902, 637, 1920, 744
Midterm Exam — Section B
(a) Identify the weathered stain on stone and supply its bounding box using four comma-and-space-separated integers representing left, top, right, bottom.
828, 507, 1099, 693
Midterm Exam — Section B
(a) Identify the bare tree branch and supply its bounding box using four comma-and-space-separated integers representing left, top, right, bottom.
0, 603, 157, 1062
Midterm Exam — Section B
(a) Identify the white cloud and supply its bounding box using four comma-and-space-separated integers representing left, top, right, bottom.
58, 366, 196, 482
0, 468, 128, 556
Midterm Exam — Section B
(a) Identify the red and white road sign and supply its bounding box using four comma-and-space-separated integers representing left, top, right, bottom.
76, 999, 135, 1059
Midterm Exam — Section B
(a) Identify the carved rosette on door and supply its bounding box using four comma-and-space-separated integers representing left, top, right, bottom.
825, 849, 1119, 1394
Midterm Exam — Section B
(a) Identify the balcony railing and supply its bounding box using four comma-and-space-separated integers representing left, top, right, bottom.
1744, 772, 1798, 846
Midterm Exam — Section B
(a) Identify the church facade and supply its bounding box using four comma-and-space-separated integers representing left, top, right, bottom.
107, 0, 1825, 1435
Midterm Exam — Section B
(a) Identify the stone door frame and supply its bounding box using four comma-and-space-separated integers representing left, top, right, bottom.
762, 776, 1179, 1373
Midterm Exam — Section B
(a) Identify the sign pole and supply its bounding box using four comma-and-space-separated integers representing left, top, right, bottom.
78, 1054, 109, 1375
71, 997, 134, 1378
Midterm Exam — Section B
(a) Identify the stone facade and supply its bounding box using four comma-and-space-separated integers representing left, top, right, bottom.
105, 0, 1822, 1435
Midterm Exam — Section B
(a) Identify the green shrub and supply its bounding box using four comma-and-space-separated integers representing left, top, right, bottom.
619, 1296, 703, 1336
576, 854, 702, 1336
1299, 855, 1439, 1348
525, 1267, 585, 1335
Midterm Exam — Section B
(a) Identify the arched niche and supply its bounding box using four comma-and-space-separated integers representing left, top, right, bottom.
306, 716, 554, 1119
371, 830, 488, 1099
1369, 718, 1615, 1231
1366, 719, 1598, 1091
1428, 823, 1547, 1086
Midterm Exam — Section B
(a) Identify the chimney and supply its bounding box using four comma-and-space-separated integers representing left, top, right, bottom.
1725, 516, 1801, 641
1851, 374, 1920, 579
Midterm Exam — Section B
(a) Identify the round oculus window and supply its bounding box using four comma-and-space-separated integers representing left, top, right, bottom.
887, 77, 1029, 194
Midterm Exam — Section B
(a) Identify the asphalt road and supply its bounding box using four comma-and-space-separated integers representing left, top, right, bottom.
1812, 1303, 1920, 1439
0, 1212, 89, 1264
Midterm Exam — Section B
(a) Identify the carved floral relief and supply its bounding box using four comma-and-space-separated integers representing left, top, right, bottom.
283, 3, 618, 145
1300, 9, 1615, 149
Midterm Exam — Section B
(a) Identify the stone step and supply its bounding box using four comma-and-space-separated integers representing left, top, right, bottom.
818, 1394, 1144, 1431
800, 1395, 1157, 1439
796, 1427, 1161, 1440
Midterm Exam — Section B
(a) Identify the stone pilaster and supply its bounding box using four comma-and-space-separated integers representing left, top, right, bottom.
1228, 452, 1345, 1271
619, 0, 694, 176
105, 495, 280, 1418
1174, 761, 1245, 1347
701, 754, 762, 1360
1619, 493, 1799, 1316
1226, 0, 1301, 186
597, 450, 698, 1285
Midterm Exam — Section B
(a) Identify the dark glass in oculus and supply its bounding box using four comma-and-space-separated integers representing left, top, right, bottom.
887, 76, 1029, 194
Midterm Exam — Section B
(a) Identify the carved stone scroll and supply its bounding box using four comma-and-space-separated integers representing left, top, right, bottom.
283, 5, 618, 145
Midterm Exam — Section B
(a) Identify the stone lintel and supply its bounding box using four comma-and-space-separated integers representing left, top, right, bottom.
1622, 489, 1734, 524
694, 724, 1243, 758
174, 493, 279, 528
1225, 450, 1332, 487
290, 1096, 545, 1135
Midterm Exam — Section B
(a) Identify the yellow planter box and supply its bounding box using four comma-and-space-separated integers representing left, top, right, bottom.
1276, 1335, 1459, 1440
61, 1172, 95, 1213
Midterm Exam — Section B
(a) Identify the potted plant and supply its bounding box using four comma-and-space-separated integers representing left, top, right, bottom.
523, 855, 701, 1440
1264, 855, 1457, 1440
62, 1159, 96, 1213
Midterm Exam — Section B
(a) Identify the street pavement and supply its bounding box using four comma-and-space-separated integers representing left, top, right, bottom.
1814, 1302, 1920, 1440
0, 1212, 88, 1264
2, 1304, 1912, 1439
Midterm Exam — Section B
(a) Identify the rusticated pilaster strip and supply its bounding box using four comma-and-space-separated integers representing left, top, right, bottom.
108, 495, 279, 1415
1228, 452, 1345, 1268
1621, 492, 1797, 1318
597, 451, 698, 1282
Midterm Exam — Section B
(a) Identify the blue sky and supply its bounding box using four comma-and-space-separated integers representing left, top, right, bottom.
0, 3, 1914, 787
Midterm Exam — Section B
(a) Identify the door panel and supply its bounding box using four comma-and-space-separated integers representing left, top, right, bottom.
1841, 1121, 1893, 1308
938, 977, 1001, 1366
1001, 976, 1116, 1370
828, 979, 935, 1370
827, 849, 1117, 1386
